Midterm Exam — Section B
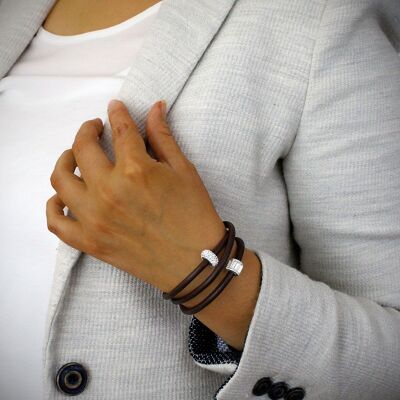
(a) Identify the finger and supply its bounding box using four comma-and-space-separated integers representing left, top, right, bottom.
72, 118, 113, 185
46, 193, 86, 251
144, 135, 159, 162
145, 100, 189, 170
50, 149, 87, 216
107, 99, 150, 167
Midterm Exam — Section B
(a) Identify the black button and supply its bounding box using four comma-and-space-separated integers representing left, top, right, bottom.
268, 381, 289, 399
252, 377, 273, 396
284, 387, 306, 400
55, 362, 88, 395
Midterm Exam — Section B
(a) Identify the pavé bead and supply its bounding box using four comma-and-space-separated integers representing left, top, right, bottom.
226, 258, 243, 275
200, 249, 219, 267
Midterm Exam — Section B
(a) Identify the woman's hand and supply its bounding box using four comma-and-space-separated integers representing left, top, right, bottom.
46, 99, 226, 292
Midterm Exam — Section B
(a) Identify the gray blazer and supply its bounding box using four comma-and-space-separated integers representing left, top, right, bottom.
1, 0, 400, 399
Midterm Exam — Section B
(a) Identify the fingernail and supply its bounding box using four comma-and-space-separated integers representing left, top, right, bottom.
108, 99, 121, 112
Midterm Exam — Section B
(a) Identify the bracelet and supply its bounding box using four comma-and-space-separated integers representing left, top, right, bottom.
170, 221, 236, 304
178, 236, 245, 315
162, 220, 234, 300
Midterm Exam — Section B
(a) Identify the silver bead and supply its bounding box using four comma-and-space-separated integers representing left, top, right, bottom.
201, 249, 219, 267
226, 258, 243, 276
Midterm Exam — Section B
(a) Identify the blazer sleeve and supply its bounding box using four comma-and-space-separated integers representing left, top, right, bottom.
187, 1, 400, 399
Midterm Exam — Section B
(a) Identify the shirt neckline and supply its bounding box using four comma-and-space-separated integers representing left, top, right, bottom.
37, 1, 162, 44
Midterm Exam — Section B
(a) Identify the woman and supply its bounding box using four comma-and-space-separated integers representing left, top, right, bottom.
0, 0, 399, 399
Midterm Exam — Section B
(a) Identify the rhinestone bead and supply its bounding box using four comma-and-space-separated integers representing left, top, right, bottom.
200, 249, 219, 267
226, 258, 243, 275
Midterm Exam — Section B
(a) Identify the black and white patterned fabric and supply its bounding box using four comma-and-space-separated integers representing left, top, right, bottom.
188, 316, 243, 398
188, 315, 242, 366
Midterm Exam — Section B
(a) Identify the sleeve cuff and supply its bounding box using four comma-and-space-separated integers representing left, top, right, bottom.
188, 314, 242, 376
187, 249, 311, 399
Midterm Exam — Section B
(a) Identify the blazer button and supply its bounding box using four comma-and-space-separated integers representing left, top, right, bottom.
268, 381, 289, 399
55, 362, 88, 395
252, 377, 273, 396
284, 387, 306, 400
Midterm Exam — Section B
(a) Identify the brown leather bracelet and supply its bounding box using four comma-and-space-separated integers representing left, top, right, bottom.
162, 220, 234, 300
178, 236, 245, 315
169, 221, 236, 304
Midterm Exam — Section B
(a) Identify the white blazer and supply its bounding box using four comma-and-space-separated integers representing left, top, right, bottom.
1, 0, 400, 399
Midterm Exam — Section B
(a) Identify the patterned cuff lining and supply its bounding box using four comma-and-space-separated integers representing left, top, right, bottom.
188, 315, 242, 365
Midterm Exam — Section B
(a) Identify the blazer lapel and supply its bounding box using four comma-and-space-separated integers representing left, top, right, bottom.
0, 0, 57, 79
45, 0, 238, 333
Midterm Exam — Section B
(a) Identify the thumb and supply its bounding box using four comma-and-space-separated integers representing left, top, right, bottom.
145, 100, 188, 170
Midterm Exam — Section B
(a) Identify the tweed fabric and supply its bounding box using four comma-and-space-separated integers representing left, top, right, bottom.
1, 0, 399, 398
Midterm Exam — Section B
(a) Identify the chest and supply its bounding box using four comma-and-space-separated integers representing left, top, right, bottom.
166, 0, 313, 191
42, 0, 160, 35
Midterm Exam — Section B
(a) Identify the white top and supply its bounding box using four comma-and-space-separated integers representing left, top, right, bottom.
0, 3, 161, 399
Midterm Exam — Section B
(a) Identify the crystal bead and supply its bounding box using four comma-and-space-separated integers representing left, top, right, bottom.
226, 258, 243, 275
200, 249, 219, 267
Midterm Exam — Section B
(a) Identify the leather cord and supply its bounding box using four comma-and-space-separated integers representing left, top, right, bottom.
179, 236, 245, 315
162, 220, 234, 300
169, 221, 236, 304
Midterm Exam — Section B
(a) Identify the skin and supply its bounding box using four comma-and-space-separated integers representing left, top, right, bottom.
44, 0, 263, 352
43, 0, 161, 35
47, 100, 262, 351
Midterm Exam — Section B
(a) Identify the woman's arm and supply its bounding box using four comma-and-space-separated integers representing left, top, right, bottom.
162, 229, 263, 353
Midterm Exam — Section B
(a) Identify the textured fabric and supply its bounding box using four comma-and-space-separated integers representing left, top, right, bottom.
0, 7, 160, 399
1, 0, 400, 399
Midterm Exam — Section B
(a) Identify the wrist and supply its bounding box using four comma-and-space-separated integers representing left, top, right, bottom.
157, 218, 227, 293
177, 238, 238, 309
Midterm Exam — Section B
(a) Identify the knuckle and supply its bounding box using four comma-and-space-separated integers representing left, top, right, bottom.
50, 171, 60, 189
47, 221, 58, 234
121, 162, 146, 180
80, 120, 94, 130
72, 137, 84, 155
114, 121, 129, 137
159, 124, 172, 136
46, 197, 53, 209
